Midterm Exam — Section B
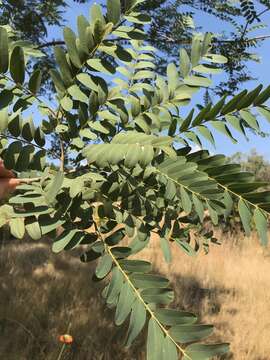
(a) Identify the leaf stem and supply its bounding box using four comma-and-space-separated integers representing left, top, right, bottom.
0, 73, 56, 118
0, 133, 61, 161
106, 244, 191, 359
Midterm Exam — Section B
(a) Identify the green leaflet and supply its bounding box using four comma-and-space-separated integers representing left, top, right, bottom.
21, 117, 35, 142
239, 110, 259, 131
180, 186, 192, 214
95, 254, 113, 278
93, 19, 105, 42
45, 172, 64, 205
210, 121, 237, 143
77, 73, 99, 91
54, 46, 73, 86
77, 15, 90, 55
52, 229, 78, 253
4, 141, 22, 169
205, 96, 226, 120
91, 3, 106, 26
60, 96, 73, 111
106, 267, 123, 305
160, 237, 172, 263
225, 114, 245, 136
203, 53, 228, 64
28, 70, 42, 94
184, 75, 212, 87
141, 288, 174, 305
167, 63, 179, 94
162, 337, 178, 360
175, 239, 197, 257
169, 324, 214, 344
193, 64, 222, 75
115, 282, 135, 325
119, 259, 151, 273
254, 208, 268, 246
184, 343, 230, 360
155, 309, 197, 326
15, 145, 35, 172
196, 126, 215, 146
107, 0, 121, 24
238, 199, 252, 236
207, 202, 218, 225
147, 319, 164, 360
87, 58, 116, 74
9, 218, 25, 239
63, 27, 82, 68
253, 85, 270, 106
130, 273, 169, 289
192, 193, 204, 222
191, 36, 202, 67
50, 69, 66, 92
0, 107, 8, 132
81, 243, 104, 263
26, 220, 42, 240
220, 90, 247, 115
10, 46, 25, 84
0, 27, 9, 73
68, 85, 88, 103
236, 84, 263, 110
0, 89, 13, 111
126, 299, 146, 347
257, 106, 270, 124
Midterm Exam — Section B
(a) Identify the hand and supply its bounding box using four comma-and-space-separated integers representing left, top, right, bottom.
0, 160, 21, 199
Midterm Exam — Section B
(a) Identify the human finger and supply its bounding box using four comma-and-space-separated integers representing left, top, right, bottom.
0, 160, 15, 179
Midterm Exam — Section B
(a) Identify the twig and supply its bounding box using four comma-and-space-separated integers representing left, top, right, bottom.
37, 41, 65, 49
0, 134, 61, 161
60, 140, 65, 172
219, 34, 270, 43
0, 73, 56, 118
257, 7, 270, 18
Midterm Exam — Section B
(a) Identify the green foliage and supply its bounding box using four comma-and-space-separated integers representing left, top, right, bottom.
0, 1, 270, 358
2, 0, 270, 96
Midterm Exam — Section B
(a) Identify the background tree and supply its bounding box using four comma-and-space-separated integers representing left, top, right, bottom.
230, 149, 270, 183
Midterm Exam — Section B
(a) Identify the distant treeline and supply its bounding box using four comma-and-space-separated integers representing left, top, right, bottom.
229, 149, 270, 184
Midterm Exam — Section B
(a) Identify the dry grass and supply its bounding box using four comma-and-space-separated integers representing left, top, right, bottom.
0, 231, 270, 359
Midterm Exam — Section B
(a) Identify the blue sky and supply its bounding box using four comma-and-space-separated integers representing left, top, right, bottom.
48, 0, 270, 159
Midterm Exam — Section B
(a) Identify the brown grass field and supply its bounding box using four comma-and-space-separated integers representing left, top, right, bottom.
0, 231, 270, 359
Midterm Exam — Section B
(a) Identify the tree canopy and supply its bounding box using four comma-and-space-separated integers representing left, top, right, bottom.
2, 0, 270, 94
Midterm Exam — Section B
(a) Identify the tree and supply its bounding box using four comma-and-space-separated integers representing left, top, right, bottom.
0, 0, 270, 358
230, 149, 270, 183
2, 0, 270, 95
140, 0, 270, 95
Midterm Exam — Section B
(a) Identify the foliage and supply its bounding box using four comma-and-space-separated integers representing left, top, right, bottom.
2, 0, 270, 95
131, 0, 270, 95
0, 1, 270, 358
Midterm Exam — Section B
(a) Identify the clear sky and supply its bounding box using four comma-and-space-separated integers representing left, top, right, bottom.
47, 0, 270, 159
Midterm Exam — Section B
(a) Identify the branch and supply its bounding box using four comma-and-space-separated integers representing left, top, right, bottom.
0, 134, 61, 161
257, 7, 270, 18
1, 73, 56, 118
219, 34, 270, 43
93, 224, 191, 360
37, 41, 65, 50
159, 33, 270, 46
60, 139, 65, 172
